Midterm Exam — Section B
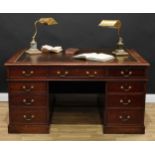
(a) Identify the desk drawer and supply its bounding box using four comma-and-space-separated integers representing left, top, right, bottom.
8, 67, 48, 79
106, 109, 144, 125
10, 107, 49, 124
106, 94, 145, 108
9, 82, 48, 94
9, 94, 48, 106
49, 67, 106, 79
108, 68, 145, 78
107, 82, 146, 93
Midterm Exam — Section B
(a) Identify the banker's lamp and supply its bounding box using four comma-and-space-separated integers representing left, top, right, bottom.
25, 17, 58, 54
98, 20, 128, 56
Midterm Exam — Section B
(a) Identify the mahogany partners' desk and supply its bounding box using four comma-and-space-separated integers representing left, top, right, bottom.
5, 49, 150, 134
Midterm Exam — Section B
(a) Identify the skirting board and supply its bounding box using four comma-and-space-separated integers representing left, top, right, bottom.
0, 93, 155, 103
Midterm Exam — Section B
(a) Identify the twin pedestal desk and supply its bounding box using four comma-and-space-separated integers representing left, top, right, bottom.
5, 49, 150, 134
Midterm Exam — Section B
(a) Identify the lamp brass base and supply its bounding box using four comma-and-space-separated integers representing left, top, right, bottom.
25, 49, 42, 55
112, 49, 129, 56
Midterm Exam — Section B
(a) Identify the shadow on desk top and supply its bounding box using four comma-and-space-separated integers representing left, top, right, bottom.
5, 48, 150, 67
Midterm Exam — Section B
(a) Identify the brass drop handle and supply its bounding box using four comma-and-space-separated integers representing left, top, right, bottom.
120, 85, 132, 92
120, 70, 132, 77
120, 99, 131, 105
22, 70, 34, 77
119, 115, 131, 122
86, 71, 97, 78
22, 85, 34, 92
57, 71, 69, 77
57, 71, 61, 75
23, 114, 35, 121
22, 99, 34, 105
121, 70, 132, 75
64, 71, 69, 75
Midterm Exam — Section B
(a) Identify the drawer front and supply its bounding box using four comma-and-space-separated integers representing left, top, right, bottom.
8, 67, 48, 79
108, 68, 145, 78
107, 82, 146, 93
10, 107, 49, 124
48, 67, 106, 79
106, 94, 145, 108
106, 109, 144, 125
9, 94, 48, 106
9, 82, 48, 94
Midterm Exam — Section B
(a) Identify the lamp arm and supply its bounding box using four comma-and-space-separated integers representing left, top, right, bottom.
32, 20, 39, 41
117, 28, 121, 38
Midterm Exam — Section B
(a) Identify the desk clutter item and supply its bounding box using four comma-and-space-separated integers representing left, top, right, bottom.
25, 17, 58, 55
65, 48, 79, 55
41, 45, 63, 53
4, 49, 150, 134
98, 20, 128, 56
73, 53, 114, 62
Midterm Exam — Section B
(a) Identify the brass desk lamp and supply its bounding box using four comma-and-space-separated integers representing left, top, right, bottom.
98, 20, 128, 56
25, 17, 58, 55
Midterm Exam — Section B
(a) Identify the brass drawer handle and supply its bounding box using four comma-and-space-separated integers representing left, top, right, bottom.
86, 71, 90, 74
22, 99, 34, 105
121, 70, 132, 78
120, 85, 132, 92
120, 99, 131, 105
65, 71, 69, 75
57, 71, 69, 77
86, 71, 97, 78
119, 115, 131, 122
22, 70, 34, 77
23, 114, 35, 121
22, 85, 34, 92
56, 71, 61, 75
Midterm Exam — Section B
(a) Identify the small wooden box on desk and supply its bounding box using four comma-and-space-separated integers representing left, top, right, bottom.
4, 49, 150, 134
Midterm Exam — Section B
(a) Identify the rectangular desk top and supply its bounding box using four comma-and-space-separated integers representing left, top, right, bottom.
5, 49, 150, 67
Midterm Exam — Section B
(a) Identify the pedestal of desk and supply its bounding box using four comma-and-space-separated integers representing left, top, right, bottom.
8, 81, 50, 134
103, 81, 146, 134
